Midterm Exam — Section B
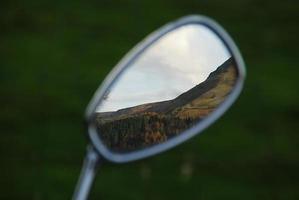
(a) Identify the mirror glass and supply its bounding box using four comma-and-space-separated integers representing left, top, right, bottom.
94, 24, 238, 153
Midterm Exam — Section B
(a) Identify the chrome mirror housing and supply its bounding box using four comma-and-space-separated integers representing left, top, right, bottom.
86, 15, 245, 163
73, 15, 246, 200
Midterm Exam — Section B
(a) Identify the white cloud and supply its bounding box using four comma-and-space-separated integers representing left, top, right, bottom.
97, 24, 230, 112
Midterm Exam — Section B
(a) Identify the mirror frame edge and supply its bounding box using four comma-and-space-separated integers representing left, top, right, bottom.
84, 15, 246, 163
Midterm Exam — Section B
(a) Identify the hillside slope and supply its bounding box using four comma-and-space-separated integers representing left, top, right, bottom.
96, 57, 238, 152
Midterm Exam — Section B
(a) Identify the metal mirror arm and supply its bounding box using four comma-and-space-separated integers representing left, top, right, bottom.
72, 145, 102, 200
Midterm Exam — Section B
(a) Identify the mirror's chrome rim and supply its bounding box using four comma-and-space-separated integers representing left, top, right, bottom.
85, 15, 246, 163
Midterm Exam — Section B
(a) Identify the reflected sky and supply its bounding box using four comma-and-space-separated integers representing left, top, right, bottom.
97, 24, 230, 112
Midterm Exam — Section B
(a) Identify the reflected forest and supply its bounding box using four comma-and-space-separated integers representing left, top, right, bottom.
96, 57, 238, 152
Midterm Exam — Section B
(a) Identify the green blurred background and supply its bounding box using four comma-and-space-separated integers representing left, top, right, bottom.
1, 0, 298, 199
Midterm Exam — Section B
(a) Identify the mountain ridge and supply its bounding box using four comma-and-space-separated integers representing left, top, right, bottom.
96, 57, 238, 151
97, 57, 236, 123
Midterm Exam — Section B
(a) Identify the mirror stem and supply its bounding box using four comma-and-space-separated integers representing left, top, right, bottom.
72, 145, 102, 200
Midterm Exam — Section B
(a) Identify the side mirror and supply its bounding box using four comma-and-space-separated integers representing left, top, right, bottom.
74, 15, 246, 200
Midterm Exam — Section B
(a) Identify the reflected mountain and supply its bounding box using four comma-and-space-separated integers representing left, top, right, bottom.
96, 57, 238, 152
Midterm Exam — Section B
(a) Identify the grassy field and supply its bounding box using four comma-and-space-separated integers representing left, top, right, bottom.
1, 0, 299, 199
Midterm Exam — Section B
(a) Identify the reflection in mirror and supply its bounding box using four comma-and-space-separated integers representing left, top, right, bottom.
95, 24, 238, 153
